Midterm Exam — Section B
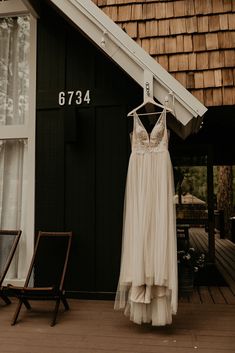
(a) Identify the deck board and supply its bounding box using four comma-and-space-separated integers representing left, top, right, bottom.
0, 299, 235, 353
189, 228, 235, 295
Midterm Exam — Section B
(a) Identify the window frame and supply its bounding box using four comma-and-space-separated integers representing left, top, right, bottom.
0, 0, 37, 285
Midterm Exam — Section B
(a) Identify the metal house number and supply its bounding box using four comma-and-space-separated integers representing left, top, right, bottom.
58, 90, 91, 106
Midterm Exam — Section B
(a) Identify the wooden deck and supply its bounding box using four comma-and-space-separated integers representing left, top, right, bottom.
190, 227, 235, 295
0, 297, 235, 353
0, 228, 235, 353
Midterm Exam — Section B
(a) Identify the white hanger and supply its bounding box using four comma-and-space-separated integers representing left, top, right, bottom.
127, 96, 173, 117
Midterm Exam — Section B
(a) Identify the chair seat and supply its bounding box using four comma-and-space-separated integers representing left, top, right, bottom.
9, 231, 72, 326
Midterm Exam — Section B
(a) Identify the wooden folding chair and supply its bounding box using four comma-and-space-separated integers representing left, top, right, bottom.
0, 230, 22, 305
9, 231, 72, 326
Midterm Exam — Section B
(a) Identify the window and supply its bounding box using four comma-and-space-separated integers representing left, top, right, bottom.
0, 2, 36, 284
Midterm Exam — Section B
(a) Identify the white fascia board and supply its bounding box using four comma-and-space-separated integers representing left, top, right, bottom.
49, 0, 207, 131
0, 0, 29, 17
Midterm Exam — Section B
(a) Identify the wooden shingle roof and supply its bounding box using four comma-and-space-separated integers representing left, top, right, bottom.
93, 0, 235, 106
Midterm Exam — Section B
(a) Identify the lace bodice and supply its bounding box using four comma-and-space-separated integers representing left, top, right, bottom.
131, 110, 168, 154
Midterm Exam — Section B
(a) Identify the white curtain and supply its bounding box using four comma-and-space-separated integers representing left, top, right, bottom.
0, 17, 29, 280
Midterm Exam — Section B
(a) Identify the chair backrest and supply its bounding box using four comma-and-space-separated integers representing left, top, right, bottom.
25, 231, 72, 291
0, 230, 22, 286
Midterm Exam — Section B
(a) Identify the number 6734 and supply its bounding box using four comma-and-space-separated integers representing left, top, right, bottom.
58, 90, 91, 106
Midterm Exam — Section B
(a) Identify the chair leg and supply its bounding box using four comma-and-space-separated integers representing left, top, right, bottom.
22, 299, 31, 310
11, 299, 23, 325
61, 296, 70, 311
51, 299, 60, 327
1, 294, 11, 305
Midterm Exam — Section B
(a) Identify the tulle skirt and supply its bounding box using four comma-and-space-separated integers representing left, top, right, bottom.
114, 150, 178, 325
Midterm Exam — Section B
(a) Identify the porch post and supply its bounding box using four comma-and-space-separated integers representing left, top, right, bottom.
207, 144, 215, 263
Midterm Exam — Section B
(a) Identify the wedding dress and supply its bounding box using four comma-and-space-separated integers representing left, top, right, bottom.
114, 109, 178, 326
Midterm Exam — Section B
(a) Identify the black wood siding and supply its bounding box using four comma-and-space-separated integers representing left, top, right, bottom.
35, 1, 142, 295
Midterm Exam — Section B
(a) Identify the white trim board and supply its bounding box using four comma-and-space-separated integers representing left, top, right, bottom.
49, 0, 207, 138
0, 0, 28, 17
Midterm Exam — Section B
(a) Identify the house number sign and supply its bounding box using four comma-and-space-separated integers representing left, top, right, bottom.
58, 90, 91, 106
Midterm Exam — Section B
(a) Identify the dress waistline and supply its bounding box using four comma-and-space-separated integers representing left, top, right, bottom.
132, 148, 167, 155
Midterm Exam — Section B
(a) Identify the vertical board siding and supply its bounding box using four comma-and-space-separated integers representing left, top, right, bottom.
36, 0, 142, 293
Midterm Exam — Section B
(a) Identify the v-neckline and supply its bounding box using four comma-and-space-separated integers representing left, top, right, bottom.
135, 111, 164, 140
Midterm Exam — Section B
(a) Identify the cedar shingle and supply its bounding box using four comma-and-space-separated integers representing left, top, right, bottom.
204, 88, 213, 106
223, 0, 232, 12
228, 14, 235, 30
219, 14, 228, 30
122, 22, 137, 38
188, 53, 197, 70
159, 19, 170, 36
195, 0, 212, 14
185, 0, 195, 16
178, 54, 189, 71
150, 21, 159, 37
233, 68, 235, 85
102, 6, 118, 21
165, 2, 174, 18
176, 35, 184, 52
118, 6, 132, 21
209, 51, 224, 69
191, 89, 204, 103
150, 38, 157, 55
212, 88, 223, 105
222, 69, 234, 86
155, 2, 166, 20
131, 4, 142, 20
145, 21, 158, 37
197, 16, 209, 33
169, 55, 179, 71
205, 33, 219, 50
174, 72, 187, 87
157, 55, 169, 71
194, 72, 204, 88
231, 32, 235, 48
223, 87, 235, 105
170, 18, 186, 35
173, 1, 186, 17
165, 37, 177, 53
214, 70, 222, 87
149, 38, 165, 55
218, 32, 233, 49
193, 34, 206, 51
187, 72, 195, 89
141, 38, 150, 53
186, 16, 197, 33
224, 50, 235, 67
212, 0, 224, 13
208, 15, 220, 32
197, 52, 209, 70
203, 70, 215, 87
184, 35, 193, 52
143, 3, 156, 20
138, 22, 146, 38
155, 37, 165, 54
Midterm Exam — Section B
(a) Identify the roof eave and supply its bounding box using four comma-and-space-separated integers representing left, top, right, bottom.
49, 0, 208, 137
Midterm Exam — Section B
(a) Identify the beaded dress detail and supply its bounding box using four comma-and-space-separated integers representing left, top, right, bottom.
114, 109, 178, 326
